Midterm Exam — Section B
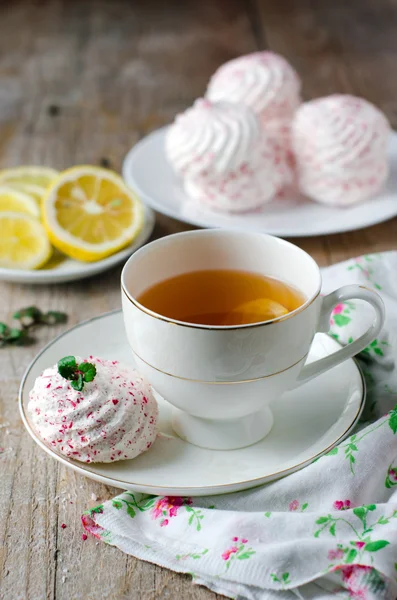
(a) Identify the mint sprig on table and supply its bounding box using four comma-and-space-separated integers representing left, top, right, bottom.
58, 356, 97, 391
0, 306, 68, 347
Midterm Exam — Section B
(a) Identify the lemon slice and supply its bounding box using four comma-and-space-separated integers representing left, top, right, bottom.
0, 186, 40, 218
225, 298, 289, 325
42, 166, 144, 262
0, 166, 59, 203
0, 212, 51, 269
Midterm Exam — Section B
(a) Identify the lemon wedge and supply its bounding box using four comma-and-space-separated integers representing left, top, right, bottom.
0, 166, 59, 203
225, 298, 289, 325
42, 166, 144, 262
0, 212, 51, 269
0, 186, 40, 218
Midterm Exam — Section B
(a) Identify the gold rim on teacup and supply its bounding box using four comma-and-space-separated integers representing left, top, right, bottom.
121, 284, 321, 331
130, 345, 309, 384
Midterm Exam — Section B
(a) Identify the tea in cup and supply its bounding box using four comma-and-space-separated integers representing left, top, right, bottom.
121, 230, 384, 450
136, 268, 306, 326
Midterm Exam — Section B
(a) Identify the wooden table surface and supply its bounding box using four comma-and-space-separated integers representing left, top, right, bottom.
1, 1, 397, 598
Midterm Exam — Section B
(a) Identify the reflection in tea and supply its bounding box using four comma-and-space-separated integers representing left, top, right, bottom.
137, 269, 306, 326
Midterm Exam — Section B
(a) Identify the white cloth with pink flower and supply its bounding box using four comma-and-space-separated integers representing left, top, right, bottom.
82, 252, 397, 600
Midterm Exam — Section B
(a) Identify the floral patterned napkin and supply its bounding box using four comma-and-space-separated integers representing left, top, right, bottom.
82, 252, 397, 600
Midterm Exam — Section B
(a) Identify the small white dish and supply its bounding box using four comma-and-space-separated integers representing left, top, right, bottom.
0, 206, 155, 285
122, 127, 397, 238
20, 310, 365, 496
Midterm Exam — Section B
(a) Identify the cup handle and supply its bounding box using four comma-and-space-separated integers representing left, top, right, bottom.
297, 284, 385, 384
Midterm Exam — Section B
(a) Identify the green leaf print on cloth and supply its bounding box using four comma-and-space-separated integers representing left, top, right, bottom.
111, 493, 156, 519
385, 462, 397, 488
81, 254, 397, 600
323, 405, 397, 473
270, 572, 291, 588
221, 537, 256, 570
330, 301, 355, 330
347, 254, 383, 290
288, 500, 309, 512
176, 549, 209, 561
361, 338, 390, 359
315, 504, 397, 574
185, 505, 205, 531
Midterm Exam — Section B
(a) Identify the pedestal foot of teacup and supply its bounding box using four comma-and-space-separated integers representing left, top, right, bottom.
171, 407, 274, 450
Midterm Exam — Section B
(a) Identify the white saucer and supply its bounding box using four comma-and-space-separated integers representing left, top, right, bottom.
0, 206, 155, 285
20, 311, 365, 496
122, 127, 397, 238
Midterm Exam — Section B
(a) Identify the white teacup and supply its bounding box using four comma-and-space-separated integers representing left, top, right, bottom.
121, 230, 384, 450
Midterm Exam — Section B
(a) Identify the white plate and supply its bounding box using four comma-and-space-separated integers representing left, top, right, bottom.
123, 127, 397, 237
0, 206, 155, 284
20, 311, 365, 496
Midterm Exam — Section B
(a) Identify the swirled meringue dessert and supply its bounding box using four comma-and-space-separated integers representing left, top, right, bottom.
206, 51, 301, 124
206, 52, 301, 190
28, 356, 158, 463
165, 98, 282, 212
291, 95, 391, 206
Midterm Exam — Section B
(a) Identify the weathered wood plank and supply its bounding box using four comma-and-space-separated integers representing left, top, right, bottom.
1, 0, 397, 598
0, 0, 256, 598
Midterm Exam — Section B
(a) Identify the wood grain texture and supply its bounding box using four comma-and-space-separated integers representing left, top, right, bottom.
0, 0, 396, 598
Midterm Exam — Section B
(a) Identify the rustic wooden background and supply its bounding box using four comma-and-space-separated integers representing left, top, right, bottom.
1, 0, 397, 598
